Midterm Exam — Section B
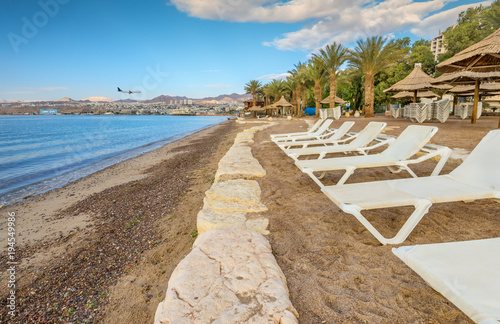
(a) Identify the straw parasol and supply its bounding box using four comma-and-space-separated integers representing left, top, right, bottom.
432, 71, 500, 123
435, 28, 500, 124
391, 90, 438, 99
271, 96, 293, 115
436, 28, 500, 73
383, 64, 451, 103
320, 96, 347, 105
448, 82, 500, 94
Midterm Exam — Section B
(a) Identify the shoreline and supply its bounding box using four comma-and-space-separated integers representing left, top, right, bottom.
0, 120, 244, 322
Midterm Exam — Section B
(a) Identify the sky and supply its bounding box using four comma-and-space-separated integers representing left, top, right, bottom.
0, 0, 492, 101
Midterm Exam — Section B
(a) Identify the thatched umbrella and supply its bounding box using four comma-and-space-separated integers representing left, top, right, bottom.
432, 71, 500, 124
448, 82, 500, 94
320, 96, 347, 105
272, 96, 293, 115
391, 90, 438, 99
383, 64, 451, 103
435, 28, 500, 124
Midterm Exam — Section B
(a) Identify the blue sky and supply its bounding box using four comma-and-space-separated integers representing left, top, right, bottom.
0, 0, 491, 101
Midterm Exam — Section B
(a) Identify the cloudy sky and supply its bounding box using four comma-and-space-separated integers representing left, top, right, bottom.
1, 0, 491, 101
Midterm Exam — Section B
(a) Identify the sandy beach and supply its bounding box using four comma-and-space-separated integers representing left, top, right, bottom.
1, 115, 500, 323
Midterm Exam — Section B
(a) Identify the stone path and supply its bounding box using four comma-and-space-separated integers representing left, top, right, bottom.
154, 121, 299, 323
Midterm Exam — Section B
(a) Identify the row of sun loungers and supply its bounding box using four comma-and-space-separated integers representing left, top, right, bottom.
271, 118, 500, 323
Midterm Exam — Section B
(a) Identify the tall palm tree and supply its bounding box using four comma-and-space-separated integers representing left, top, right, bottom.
268, 79, 285, 103
244, 80, 262, 107
348, 36, 400, 117
288, 62, 307, 116
306, 57, 327, 117
313, 42, 348, 112
283, 78, 297, 116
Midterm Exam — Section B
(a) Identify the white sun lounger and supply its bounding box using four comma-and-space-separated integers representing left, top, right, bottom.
393, 238, 500, 323
270, 119, 323, 140
285, 122, 391, 159
296, 125, 451, 187
322, 129, 500, 245
272, 119, 334, 143
278, 121, 355, 150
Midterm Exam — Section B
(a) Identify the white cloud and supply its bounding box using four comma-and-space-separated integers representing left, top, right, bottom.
257, 72, 291, 81
204, 84, 233, 87
170, 0, 490, 51
411, 1, 492, 37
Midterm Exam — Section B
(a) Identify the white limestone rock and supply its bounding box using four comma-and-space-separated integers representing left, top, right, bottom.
197, 204, 269, 235
154, 228, 299, 324
215, 144, 266, 182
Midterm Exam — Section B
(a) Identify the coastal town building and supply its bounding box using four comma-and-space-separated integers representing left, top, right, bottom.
430, 26, 455, 61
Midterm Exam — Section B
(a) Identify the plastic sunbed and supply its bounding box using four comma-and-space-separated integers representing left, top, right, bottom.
270, 119, 323, 140
322, 129, 500, 245
393, 238, 500, 323
272, 119, 334, 143
278, 121, 355, 150
296, 125, 450, 187
285, 122, 391, 159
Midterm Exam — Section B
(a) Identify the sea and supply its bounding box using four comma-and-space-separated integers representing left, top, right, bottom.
0, 115, 228, 206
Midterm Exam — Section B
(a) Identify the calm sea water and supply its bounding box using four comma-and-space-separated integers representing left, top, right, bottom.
0, 115, 227, 206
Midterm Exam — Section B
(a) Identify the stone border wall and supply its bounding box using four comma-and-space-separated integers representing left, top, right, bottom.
154, 121, 299, 323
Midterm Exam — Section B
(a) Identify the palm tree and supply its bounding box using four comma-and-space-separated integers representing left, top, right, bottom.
244, 80, 262, 107
348, 36, 400, 117
306, 57, 327, 117
313, 42, 348, 112
283, 78, 297, 116
288, 62, 307, 116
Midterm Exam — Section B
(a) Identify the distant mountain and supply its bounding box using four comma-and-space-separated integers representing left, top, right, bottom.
0, 99, 5, 103
57, 97, 75, 102
145, 95, 190, 103
80, 96, 114, 102
146, 93, 245, 104
196, 93, 244, 102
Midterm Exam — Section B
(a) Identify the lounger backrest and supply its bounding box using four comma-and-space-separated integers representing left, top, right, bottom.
329, 121, 355, 141
312, 119, 334, 135
379, 125, 438, 161
450, 130, 500, 189
347, 122, 386, 147
308, 119, 324, 133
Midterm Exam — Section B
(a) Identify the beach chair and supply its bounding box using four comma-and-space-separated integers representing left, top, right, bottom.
272, 119, 334, 143
393, 238, 500, 323
296, 125, 450, 187
285, 122, 392, 159
409, 103, 432, 123
270, 118, 323, 140
321, 129, 500, 245
390, 107, 401, 118
278, 121, 355, 150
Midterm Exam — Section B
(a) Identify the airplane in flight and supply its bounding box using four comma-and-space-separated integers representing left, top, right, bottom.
117, 87, 141, 94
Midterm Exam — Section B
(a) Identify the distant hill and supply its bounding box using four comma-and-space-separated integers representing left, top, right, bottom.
57, 97, 75, 102
0, 99, 5, 103
195, 93, 244, 102
80, 96, 114, 102
146, 93, 245, 104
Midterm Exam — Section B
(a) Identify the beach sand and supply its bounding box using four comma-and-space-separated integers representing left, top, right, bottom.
1, 115, 499, 323
252, 115, 500, 323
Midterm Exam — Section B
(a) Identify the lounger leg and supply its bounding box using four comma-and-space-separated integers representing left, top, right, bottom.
304, 169, 325, 188
339, 199, 433, 245
336, 167, 356, 185
430, 148, 452, 176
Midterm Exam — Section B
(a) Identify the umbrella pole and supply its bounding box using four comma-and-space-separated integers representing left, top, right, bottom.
413, 90, 417, 103
471, 79, 479, 124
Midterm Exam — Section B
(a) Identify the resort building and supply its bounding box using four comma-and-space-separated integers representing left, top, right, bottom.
431, 33, 446, 61
430, 26, 455, 61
